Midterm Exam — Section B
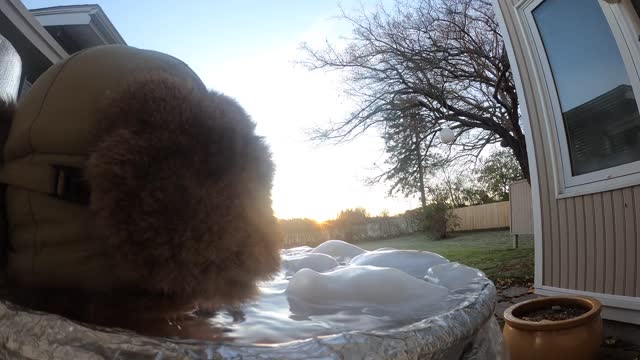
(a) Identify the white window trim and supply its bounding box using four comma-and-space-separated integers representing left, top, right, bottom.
492, 0, 544, 287
518, 0, 640, 199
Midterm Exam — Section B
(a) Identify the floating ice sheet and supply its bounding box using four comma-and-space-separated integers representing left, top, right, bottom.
425, 262, 486, 290
350, 249, 449, 278
286, 266, 449, 311
310, 240, 366, 259
281, 253, 339, 275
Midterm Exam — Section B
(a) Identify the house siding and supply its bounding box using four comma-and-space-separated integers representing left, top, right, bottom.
509, 180, 533, 234
496, 0, 640, 299
545, 189, 640, 295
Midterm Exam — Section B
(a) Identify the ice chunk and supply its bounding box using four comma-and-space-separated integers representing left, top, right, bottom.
350, 249, 448, 278
286, 266, 449, 310
424, 262, 485, 290
281, 253, 339, 275
311, 240, 366, 259
281, 246, 313, 257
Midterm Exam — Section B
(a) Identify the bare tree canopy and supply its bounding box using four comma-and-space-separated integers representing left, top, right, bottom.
301, 0, 530, 192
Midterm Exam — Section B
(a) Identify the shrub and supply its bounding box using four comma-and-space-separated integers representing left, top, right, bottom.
417, 203, 459, 239
334, 207, 369, 242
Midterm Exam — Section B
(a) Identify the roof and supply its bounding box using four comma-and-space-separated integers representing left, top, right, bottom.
0, 0, 67, 64
29, 4, 126, 54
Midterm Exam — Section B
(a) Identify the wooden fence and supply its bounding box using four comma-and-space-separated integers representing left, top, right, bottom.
282, 216, 418, 248
451, 201, 510, 231
283, 201, 515, 248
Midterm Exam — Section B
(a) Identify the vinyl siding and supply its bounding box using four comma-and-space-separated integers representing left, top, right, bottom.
497, 0, 640, 296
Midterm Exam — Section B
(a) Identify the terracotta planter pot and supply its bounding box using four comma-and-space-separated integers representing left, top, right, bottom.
503, 296, 602, 360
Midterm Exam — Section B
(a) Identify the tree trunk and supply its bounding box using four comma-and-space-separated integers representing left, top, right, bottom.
416, 137, 429, 236
510, 139, 530, 184
415, 127, 427, 210
418, 160, 427, 208
411, 119, 427, 211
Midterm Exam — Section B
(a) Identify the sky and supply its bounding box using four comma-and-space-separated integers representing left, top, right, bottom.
23, 0, 419, 221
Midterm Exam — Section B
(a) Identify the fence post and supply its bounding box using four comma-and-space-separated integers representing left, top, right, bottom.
513, 234, 519, 249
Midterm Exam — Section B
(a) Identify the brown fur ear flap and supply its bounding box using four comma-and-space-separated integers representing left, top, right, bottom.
87, 75, 282, 305
0, 98, 15, 157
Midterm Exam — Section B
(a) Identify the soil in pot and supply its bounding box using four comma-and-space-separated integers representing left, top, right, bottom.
516, 304, 588, 322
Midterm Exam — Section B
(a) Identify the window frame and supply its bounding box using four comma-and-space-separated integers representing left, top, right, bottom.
519, 0, 640, 198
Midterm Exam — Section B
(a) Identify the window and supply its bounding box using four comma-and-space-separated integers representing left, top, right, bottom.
522, 0, 640, 195
533, 0, 640, 176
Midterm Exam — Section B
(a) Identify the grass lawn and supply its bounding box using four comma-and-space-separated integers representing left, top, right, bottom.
357, 230, 534, 284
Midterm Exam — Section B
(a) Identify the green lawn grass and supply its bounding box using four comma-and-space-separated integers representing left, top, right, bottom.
357, 230, 534, 284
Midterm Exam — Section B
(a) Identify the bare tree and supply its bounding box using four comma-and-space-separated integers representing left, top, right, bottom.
301, 0, 529, 186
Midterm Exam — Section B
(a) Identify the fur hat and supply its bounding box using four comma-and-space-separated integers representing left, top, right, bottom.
87, 75, 282, 305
